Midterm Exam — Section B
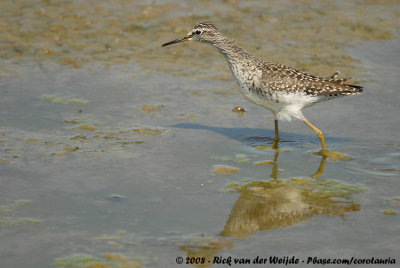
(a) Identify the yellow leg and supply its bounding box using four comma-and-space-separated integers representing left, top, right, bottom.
302, 119, 326, 151
302, 118, 351, 161
274, 119, 279, 141
311, 155, 327, 178
270, 149, 279, 180
272, 119, 279, 149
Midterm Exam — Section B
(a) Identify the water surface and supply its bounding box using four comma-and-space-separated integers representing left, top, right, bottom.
0, 1, 399, 267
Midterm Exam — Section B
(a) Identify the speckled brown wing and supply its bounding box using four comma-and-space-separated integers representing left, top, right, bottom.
260, 61, 363, 96
304, 80, 364, 96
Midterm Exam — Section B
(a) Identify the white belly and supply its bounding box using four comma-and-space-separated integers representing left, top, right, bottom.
229, 61, 318, 121
242, 89, 318, 121
244, 92, 284, 115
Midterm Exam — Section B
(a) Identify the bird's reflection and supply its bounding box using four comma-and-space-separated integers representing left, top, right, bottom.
177, 129, 361, 265
220, 149, 360, 238
179, 148, 362, 266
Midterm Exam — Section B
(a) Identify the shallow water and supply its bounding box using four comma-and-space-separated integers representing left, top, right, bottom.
1, 1, 399, 267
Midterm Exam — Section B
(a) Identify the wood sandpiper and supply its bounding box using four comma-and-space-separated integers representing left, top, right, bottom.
162, 22, 363, 158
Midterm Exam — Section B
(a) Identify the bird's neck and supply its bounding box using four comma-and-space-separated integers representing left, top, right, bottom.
213, 37, 249, 60
212, 37, 255, 77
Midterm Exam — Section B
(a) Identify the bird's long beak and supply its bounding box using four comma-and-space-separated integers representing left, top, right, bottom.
162, 34, 192, 47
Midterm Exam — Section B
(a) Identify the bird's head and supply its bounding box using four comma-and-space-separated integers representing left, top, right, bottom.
162, 22, 222, 47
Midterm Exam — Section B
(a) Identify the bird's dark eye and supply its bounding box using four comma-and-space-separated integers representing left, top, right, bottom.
195, 30, 202, 35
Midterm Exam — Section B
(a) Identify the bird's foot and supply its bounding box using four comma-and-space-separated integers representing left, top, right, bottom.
272, 140, 279, 150
314, 149, 352, 161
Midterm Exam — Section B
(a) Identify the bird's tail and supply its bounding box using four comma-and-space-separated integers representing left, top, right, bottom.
326, 71, 364, 93
344, 84, 364, 93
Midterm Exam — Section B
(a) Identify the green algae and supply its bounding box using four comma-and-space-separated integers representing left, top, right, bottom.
0, 200, 42, 226
210, 155, 232, 161
382, 209, 396, 215
0, 199, 32, 214
55, 253, 142, 268
213, 165, 240, 174
0, 123, 166, 163
226, 177, 364, 198
40, 94, 90, 105
0, 218, 42, 226
55, 254, 99, 267
140, 104, 164, 114
235, 154, 247, 159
